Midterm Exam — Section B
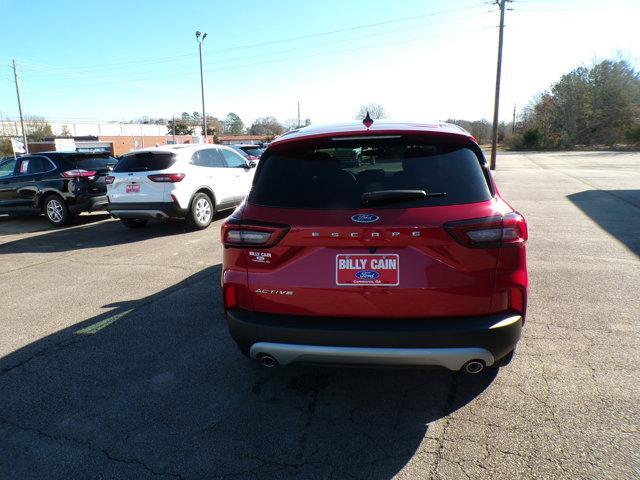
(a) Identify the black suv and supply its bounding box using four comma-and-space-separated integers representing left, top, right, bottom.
0, 151, 117, 226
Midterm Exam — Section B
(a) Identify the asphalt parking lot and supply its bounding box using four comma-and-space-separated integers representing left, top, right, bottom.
0, 151, 638, 479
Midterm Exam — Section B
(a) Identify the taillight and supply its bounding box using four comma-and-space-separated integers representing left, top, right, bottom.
223, 285, 238, 309
509, 287, 526, 314
444, 212, 527, 248
221, 220, 289, 248
247, 155, 259, 161
501, 212, 528, 244
62, 169, 97, 178
147, 173, 185, 182
105, 175, 115, 185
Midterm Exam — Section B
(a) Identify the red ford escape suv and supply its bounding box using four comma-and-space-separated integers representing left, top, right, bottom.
221, 119, 527, 374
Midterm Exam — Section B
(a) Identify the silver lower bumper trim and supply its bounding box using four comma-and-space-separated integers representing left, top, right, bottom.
110, 210, 169, 219
250, 343, 495, 370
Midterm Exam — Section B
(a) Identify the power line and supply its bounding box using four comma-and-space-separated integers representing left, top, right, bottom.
189, 2, 490, 55
509, 6, 576, 12
22, 11, 489, 80
16, 58, 180, 96
20, 11, 495, 83
25, 25, 497, 92
15, 2, 489, 76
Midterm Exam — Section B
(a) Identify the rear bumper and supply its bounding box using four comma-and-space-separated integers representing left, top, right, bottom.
68, 194, 109, 213
250, 343, 496, 370
225, 309, 522, 369
107, 201, 187, 219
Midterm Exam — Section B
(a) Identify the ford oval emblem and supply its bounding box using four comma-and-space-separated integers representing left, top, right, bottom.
351, 213, 379, 223
355, 270, 380, 280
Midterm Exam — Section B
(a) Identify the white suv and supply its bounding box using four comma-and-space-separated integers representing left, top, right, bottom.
106, 144, 255, 229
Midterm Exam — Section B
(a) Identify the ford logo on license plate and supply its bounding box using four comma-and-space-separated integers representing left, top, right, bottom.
355, 270, 380, 280
351, 213, 379, 223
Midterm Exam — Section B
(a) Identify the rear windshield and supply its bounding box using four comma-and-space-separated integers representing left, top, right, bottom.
249, 139, 492, 209
66, 155, 118, 170
240, 147, 264, 156
114, 152, 176, 172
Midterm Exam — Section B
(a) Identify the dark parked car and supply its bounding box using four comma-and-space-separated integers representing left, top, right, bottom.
0, 151, 117, 226
231, 144, 265, 161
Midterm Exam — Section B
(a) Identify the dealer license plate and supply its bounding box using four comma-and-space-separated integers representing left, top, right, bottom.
336, 254, 399, 286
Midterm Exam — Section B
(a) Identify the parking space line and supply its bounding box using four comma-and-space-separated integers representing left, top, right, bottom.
75, 309, 134, 335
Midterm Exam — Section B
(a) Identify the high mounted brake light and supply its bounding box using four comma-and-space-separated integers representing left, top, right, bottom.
331, 135, 402, 141
444, 212, 527, 248
221, 221, 289, 248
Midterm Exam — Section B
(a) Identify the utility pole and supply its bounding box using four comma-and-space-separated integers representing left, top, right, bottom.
297, 101, 301, 128
172, 115, 176, 143
196, 31, 208, 143
489, 0, 507, 171
512, 104, 516, 133
12, 59, 28, 153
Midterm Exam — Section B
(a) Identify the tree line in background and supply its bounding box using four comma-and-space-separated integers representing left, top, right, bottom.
511, 59, 640, 149
0, 116, 55, 142
137, 103, 385, 138
452, 59, 640, 150
4, 59, 638, 157
165, 112, 288, 139
164, 112, 311, 140
0, 116, 57, 156
0, 111, 313, 155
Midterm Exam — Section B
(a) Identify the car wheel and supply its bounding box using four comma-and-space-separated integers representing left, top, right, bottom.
186, 193, 214, 230
120, 218, 148, 229
44, 194, 70, 227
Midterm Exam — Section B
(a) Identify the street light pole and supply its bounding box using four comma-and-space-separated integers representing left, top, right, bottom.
196, 31, 208, 143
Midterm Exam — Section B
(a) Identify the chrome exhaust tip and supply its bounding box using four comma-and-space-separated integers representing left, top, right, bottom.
257, 353, 278, 368
464, 360, 485, 374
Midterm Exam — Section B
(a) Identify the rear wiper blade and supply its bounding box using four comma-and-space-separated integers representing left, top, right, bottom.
361, 190, 446, 206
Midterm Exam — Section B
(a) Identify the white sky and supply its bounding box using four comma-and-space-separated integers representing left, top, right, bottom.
1, 0, 639, 126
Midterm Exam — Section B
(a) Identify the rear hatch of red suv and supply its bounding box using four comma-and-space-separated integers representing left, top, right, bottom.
224, 131, 511, 318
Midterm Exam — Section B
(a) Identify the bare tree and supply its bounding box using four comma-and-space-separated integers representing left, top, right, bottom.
356, 103, 387, 120
25, 116, 53, 142
283, 118, 299, 131
249, 117, 285, 136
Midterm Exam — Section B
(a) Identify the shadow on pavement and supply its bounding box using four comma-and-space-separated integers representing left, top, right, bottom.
0, 212, 112, 236
567, 189, 640, 256
0, 212, 229, 254
0, 265, 496, 479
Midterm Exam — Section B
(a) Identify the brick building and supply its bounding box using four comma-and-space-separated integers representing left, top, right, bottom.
26, 134, 271, 156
